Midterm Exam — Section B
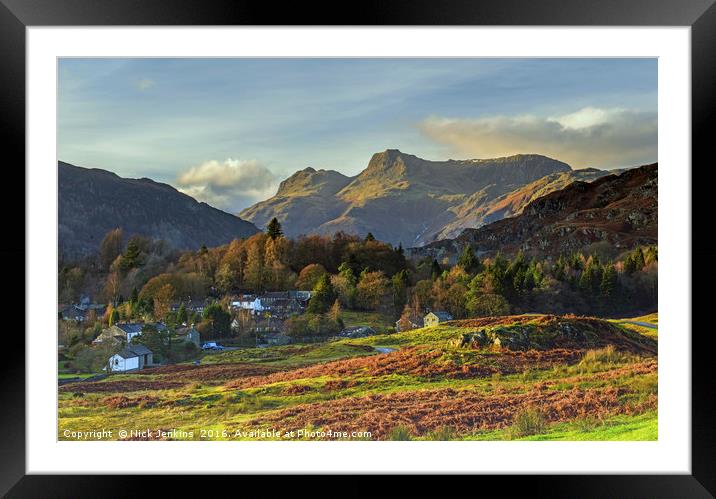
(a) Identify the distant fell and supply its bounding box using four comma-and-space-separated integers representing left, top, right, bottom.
240, 149, 573, 245
59, 161, 259, 259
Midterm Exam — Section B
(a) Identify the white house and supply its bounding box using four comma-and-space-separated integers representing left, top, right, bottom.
423, 311, 454, 327
108, 344, 153, 372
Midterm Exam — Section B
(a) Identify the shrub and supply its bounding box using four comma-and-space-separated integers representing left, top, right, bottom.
388, 425, 413, 441
576, 345, 633, 374
574, 415, 602, 432
426, 426, 455, 441
506, 407, 547, 439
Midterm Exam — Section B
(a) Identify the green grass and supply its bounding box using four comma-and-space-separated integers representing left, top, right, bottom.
58, 372, 99, 380
467, 411, 657, 441
340, 310, 395, 333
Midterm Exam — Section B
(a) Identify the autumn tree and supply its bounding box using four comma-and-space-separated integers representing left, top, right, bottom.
329, 299, 344, 329
103, 271, 122, 305
355, 270, 389, 310
264, 236, 294, 290
99, 228, 124, 271
296, 263, 328, 290
153, 283, 175, 321
391, 269, 409, 314
243, 236, 266, 292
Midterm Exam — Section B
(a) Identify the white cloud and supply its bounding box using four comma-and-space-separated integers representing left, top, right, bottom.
176, 159, 278, 212
418, 107, 657, 168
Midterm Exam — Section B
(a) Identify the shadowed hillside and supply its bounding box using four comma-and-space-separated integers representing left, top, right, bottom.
410, 163, 657, 262
59, 161, 259, 259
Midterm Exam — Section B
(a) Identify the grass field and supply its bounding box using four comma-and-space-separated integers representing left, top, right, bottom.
58, 313, 657, 441
340, 310, 395, 333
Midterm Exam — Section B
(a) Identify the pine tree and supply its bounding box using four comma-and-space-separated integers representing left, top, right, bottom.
364, 232, 376, 242
457, 245, 481, 274
119, 240, 142, 272
266, 217, 283, 240
431, 259, 442, 280
600, 263, 618, 298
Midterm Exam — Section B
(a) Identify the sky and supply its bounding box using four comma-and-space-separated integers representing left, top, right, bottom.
58, 58, 657, 213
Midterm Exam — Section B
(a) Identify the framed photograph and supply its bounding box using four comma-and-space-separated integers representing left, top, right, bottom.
4, 0, 714, 495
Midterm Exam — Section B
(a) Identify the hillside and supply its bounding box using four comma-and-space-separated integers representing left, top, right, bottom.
59, 161, 259, 258
410, 163, 657, 262
423, 168, 629, 244
240, 150, 573, 246
59, 315, 658, 441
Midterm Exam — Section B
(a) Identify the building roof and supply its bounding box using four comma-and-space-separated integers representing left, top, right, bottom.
115, 344, 153, 359
428, 311, 453, 321
257, 297, 300, 308
115, 322, 167, 335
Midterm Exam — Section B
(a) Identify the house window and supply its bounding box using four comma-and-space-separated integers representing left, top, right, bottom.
114, 359, 118, 365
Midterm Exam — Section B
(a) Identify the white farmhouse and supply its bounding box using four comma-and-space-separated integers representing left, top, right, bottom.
108, 344, 153, 372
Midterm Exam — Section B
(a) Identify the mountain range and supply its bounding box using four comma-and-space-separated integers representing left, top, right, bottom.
408, 163, 657, 261
240, 150, 585, 246
58, 161, 259, 259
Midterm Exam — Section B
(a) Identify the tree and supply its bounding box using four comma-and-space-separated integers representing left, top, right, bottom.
267, 217, 283, 240
430, 259, 442, 280
130, 287, 139, 305
119, 239, 142, 273
466, 293, 510, 317
296, 263, 328, 290
391, 269, 409, 314
201, 302, 232, 338
153, 283, 175, 322
103, 271, 122, 305
364, 232, 376, 242
108, 306, 119, 327
457, 245, 481, 275
177, 303, 188, 325
243, 237, 266, 292
135, 323, 173, 360
355, 270, 389, 310
600, 263, 618, 298
264, 236, 294, 290
329, 299, 344, 329
99, 228, 124, 271
307, 274, 336, 314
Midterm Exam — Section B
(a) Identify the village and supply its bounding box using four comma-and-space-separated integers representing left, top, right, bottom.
58, 290, 454, 376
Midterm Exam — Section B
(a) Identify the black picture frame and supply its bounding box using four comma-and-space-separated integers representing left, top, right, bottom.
3, 0, 714, 496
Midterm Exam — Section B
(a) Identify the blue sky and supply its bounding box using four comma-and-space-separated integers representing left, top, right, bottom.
58, 58, 657, 212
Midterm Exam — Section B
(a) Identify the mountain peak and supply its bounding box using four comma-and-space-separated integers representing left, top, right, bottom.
243, 151, 579, 246
275, 166, 350, 197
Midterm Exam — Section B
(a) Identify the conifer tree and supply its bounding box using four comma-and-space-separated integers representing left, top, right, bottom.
266, 217, 283, 240
457, 245, 481, 275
